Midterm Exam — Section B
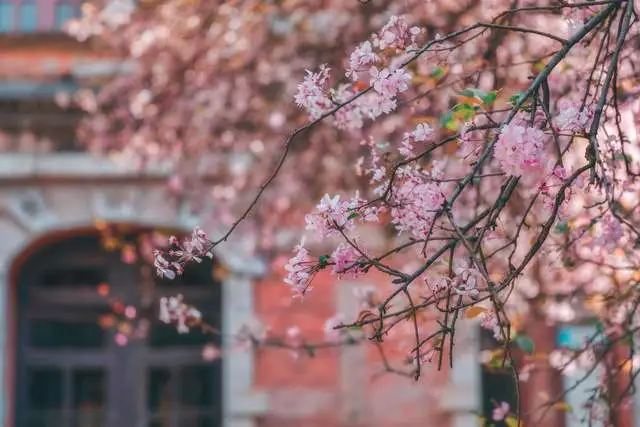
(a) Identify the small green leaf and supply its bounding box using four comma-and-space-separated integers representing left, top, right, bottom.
515, 335, 535, 354
440, 111, 457, 131
452, 103, 477, 121
505, 415, 519, 427
483, 90, 498, 105
430, 66, 445, 79
509, 92, 525, 106
459, 88, 479, 98
318, 255, 329, 266
555, 221, 569, 234
347, 212, 360, 220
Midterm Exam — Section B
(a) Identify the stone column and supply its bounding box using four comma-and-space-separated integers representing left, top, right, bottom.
222, 272, 268, 427
337, 282, 367, 426
439, 319, 482, 427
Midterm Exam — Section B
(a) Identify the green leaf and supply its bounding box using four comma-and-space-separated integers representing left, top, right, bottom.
430, 66, 445, 79
458, 87, 499, 106
596, 322, 604, 334
483, 90, 498, 105
515, 335, 535, 354
347, 212, 360, 220
509, 92, 525, 106
452, 103, 476, 121
440, 111, 457, 131
318, 255, 329, 266
505, 415, 519, 427
555, 221, 569, 234
459, 88, 481, 98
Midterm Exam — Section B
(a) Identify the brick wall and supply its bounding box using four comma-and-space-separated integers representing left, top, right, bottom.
254, 270, 451, 427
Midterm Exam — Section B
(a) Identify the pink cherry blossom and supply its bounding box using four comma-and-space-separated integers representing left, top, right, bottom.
492, 401, 510, 422
494, 122, 548, 177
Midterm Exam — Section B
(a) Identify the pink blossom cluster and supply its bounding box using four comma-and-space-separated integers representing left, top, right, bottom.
494, 122, 548, 177
386, 167, 446, 240
324, 313, 346, 342
294, 65, 334, 120
283, 240, 317, 296
346, 41, 379, 81
492, 402, 510, 422
154, 227, 213, 279
295, 16, 421, 130
283, 238, 368, 296
399, 123, 435, 157
553, 99, 594, 132
371, 15, 422, 51
159, 294, 202, 334
330, 243, 366, 279
478, 310, 501, 340
592, 214, 624, 251
304, 193, 379, 239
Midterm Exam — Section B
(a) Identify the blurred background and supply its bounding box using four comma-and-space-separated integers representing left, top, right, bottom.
0, 1, 622, 427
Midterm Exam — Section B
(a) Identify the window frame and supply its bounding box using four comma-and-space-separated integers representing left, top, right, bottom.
15, 234, 223, 427
17, 0, 37, 33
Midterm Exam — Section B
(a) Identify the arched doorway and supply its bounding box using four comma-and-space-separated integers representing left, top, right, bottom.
14, 231, 222, 427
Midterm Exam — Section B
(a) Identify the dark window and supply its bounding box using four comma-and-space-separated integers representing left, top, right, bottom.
29, 319, 105, 348
18, 1, 37, 32
0, 99, 85, 153
480, 329, 518, 427
0, 1, 14, 32
16, 233, 222, 427
55, 2, 76, 29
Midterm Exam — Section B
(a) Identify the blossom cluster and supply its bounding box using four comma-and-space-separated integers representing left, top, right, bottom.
159, 294, 203, 334
294, 15, 421, 130
494, 122, 548, 177
154, 227, 213, 280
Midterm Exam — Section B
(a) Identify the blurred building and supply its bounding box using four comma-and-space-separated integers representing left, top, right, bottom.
0, 4, 621, 427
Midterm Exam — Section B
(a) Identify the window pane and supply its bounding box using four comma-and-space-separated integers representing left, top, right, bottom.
26, 413, 66, 427
73, 369, 105, 408
178, 414, 214, 427
148, 368, 174, 413
55, 2, 75, 29
181, 366, 214, 407
480, 329, 518, 427
19, 1, 37, 32
149, 322, 209, 348
480, 368, 516, 427
155, 258, 215, 287
0, 2, 13, 32
29, 320, 105, 348
558, 324, 602, 427
40, 266, 107, 288
72, 369, 106, 427
28, 368, 63, 410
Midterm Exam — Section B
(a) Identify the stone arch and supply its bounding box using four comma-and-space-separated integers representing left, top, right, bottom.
0, 217, 267, 427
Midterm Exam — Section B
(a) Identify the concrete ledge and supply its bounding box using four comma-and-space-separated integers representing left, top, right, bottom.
228, 391, 269, 418
439, 384, 481, 412
0, 153, 174, 179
